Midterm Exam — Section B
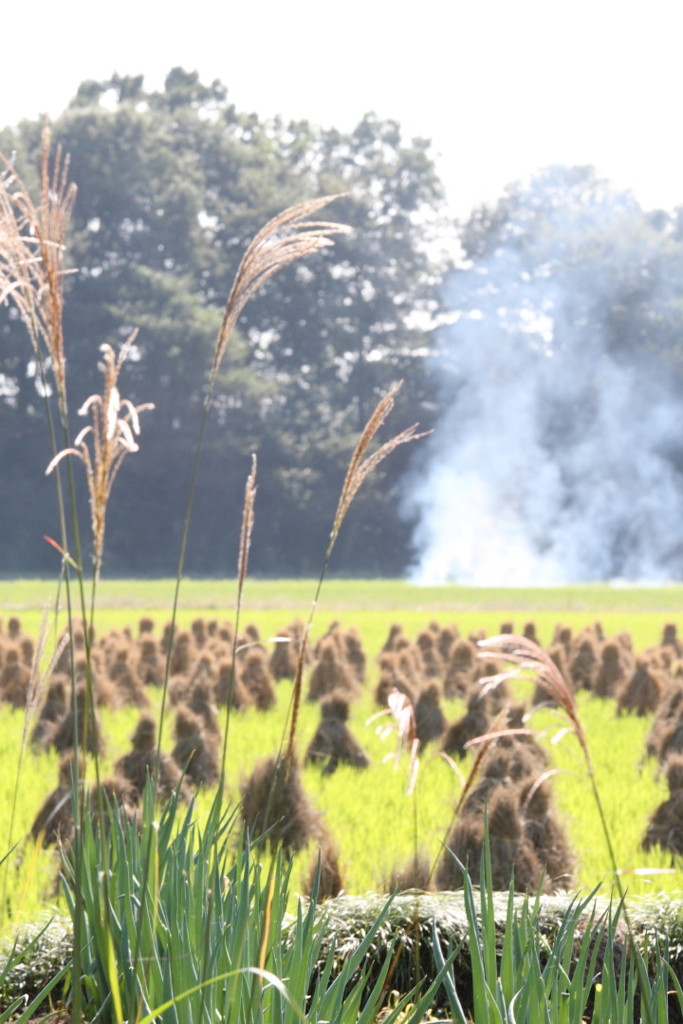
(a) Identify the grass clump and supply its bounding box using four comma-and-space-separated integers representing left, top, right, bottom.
5, 785, 449, 1023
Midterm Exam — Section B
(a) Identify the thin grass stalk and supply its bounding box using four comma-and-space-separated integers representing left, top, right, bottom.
136, 208, 352, 962
218, 453, 257, 791
51, 344, 150, 1022
427, 709, 508, 889
155, 196, 348, 756
45, 332, 155, 1020
198, 457, 256, 1024
198, 465, 260, 1011
283, 380, 425, 769
1, 128, 102, 769
58, 467, 113, 1024
258, 858, 278, 975
478, 633, 656, 1024
155, 402, 210, 755
0, 132, 95, 1024
133, 199, 350, 788
32, 363, 96, 828
409, 793, 421, 993
4, 133, 153, 1024
247, 389, 424, 883
132, 200, 347, 997
0, 129, 93, 763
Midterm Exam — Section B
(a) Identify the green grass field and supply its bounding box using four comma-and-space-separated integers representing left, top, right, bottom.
5, 576, 683, 644
1, 577, 682, 937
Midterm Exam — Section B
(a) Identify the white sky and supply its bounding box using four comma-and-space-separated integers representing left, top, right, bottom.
3, 0, 682, 219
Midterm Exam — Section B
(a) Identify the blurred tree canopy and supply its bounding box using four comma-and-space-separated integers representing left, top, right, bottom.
3, 79, 683, 581
0, 68, 449, 576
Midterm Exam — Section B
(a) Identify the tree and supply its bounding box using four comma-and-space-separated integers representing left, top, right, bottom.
0, 70, 448, 576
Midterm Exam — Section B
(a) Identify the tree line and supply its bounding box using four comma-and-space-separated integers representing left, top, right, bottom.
2, 69, 683, 579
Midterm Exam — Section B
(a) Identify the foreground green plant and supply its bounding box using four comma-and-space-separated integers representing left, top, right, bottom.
0, 923, 68, 1023
432, 838, 683, 1023
4, 797, 683, 1021
474, 634, 677, 1024
62, 785, 452, 1024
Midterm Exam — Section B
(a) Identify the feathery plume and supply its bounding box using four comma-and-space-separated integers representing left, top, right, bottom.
387, 687, 420, 794
285, 382, 426, 767
210, 195, 351, 381
45, 332, 154, 579
237, 455, 257, 593
476, 634, 584, 753
329, 381, 427, 551
0, 124, 77, 410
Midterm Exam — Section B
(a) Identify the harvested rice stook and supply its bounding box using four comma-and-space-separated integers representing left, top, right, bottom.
239, 649, 277, 710
374, 652, 416, 707
594, 640, 628, 699
617, 656, 667, 717
30, 755, 77, 848
645, 680, 683, 760
384, 850, 432, 892
30, 757, 140, 849
305, 694, 370, 775
50, 688, 104, 756
414, 683, 447, 745
0, 644, 31, 707
415, 630, 443, 680
115, 714, 192, 804
215, 658, 252, 709
436, 785, 553, 895
303, 837, 345, 901
307, 641, 360, 703
442, 638, 477, 699
241, 754, 327, 854
441, 692, 490, 759
171, 705, 220, 788
642, 754, 683, 856
438, 729, 575, 894
642, 790, 683, 856
269, 621, 308, 680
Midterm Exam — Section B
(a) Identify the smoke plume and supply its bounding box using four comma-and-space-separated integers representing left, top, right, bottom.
404, 167, 683, 584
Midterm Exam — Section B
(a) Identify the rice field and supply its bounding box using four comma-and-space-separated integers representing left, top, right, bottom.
1, 577, 683, 938
4, 576, 683, 647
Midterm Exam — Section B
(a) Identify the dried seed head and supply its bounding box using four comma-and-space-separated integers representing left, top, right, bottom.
46, 331, 154, 579
210, 195, 351, 381
0, 125, 76, 409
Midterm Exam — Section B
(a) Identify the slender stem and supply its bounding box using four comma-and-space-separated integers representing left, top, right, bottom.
156, 388, 211, 759
134, 386, 212, 990
283, 537, 335, 768
584, 752, 655, 1024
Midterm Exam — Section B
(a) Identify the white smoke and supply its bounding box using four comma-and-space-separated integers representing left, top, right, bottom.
404, 170, 683, 584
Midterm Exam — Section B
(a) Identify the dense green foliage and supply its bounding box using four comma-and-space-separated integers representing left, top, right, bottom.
0, 69, 447, 578
4, 73, 683, 581
65, 794, 444, 1024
